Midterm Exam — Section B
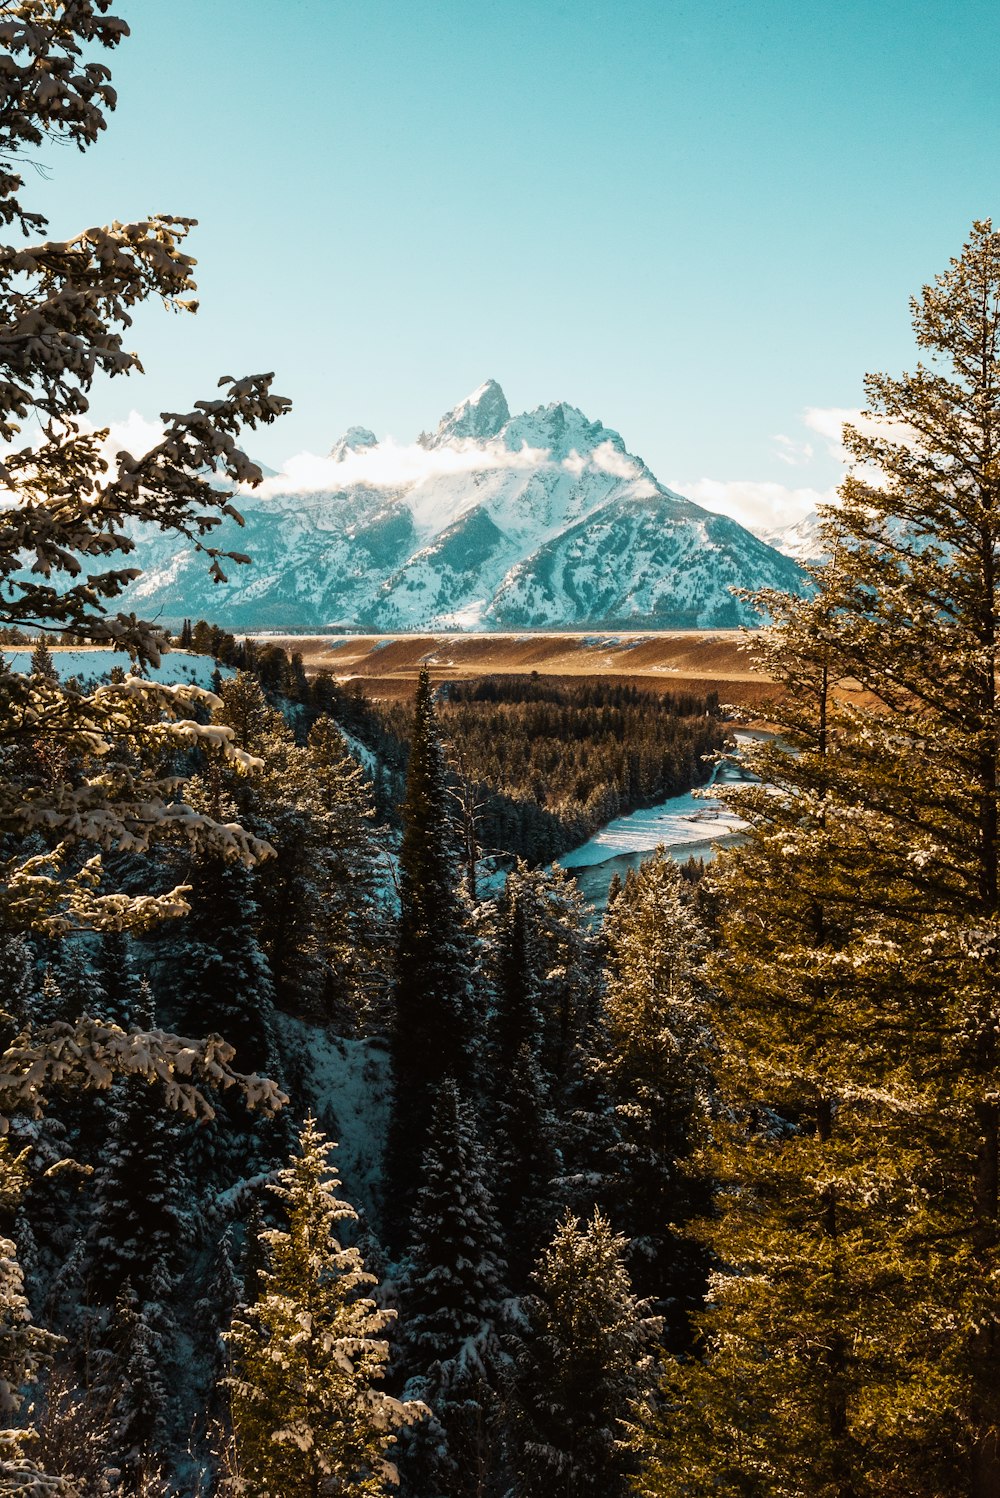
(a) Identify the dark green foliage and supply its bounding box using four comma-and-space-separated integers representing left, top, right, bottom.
82, 1078, 187, 1306
398, 1081, 507, 1377
397, 1080, 508, 1498
0, 928, 36, 1035
599, 848, 713, 1342
506, 1210, 658, 1498
387, 673, 475, 1230
347, 676, 726, 862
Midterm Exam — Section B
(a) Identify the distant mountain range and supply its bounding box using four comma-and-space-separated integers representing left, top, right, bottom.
756, 510, 823, 563
121, 380, 808, 631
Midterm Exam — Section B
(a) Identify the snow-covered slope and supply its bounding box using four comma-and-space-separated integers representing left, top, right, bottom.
122, 380, 807, 630
757, 509, 825, 564
1, 648, 234, 688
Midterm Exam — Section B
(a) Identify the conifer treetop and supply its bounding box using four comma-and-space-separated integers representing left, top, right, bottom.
226, 1117, 426, 1497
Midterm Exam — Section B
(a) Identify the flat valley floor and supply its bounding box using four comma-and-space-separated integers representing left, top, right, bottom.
251, 630, 774, 706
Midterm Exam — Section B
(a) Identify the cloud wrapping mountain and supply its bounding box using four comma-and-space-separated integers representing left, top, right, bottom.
122, 380, 807, 630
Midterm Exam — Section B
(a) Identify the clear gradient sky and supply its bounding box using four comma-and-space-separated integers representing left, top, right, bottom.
34, 0, 1000, 529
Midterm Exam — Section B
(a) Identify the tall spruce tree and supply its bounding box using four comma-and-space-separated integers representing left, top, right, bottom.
81, 1074, 187, 1307
387, 672, 474, 1232
599, 847, 713, 1343
396, 1079, 508, 1498
634, 221, 1000, 1497
0, 5, 289, 1485
225, 1118, 425, 1498
506, 1210, 658, 1498
486, 883, 560, 1278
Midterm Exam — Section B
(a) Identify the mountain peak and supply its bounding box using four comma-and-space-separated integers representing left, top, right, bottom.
429, 379, 510, 446
330, 426, 378, 461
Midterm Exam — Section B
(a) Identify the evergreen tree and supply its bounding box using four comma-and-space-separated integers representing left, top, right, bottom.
506, 1210, 658, 1498
168, 851, 280, 1087
635, 222, 1000, 1495
92, 930, 139, 1028
599, 847, 713, 1342
302, 715, 391, 1030
387, 672, 474, 1232
164, 851, 285, 1181
105, 1273, 173, 1494
485, 864, 607, 1253
398, 1080, 507, 1376
511, 862, 601, 1099
486, 884, 560, 1277
396, 1080, 508, 1498
81, 1074, 187, 1307
47, 941, 107, 1024
225, 1118, 425, 1497
28, 639, 58, 685
0, 11, 289, 1479
0, 929, 37, 1035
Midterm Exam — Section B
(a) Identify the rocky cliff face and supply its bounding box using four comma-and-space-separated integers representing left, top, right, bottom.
121, 380, 807, 630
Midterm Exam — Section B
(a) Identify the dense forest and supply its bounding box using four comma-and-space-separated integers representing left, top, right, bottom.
140, 632, 727, 871
4, 8, 1000, 1498
307, 674, 724, 867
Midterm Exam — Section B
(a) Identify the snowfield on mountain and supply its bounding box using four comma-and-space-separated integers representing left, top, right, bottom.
121, 380, 807, 631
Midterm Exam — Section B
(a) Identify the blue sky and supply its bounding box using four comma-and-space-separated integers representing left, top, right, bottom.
36, 0, 1000, 529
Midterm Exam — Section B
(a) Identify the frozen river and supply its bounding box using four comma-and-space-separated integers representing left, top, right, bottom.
558, 732, 762, 915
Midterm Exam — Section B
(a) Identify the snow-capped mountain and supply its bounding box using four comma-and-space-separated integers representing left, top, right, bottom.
757, 509, 824, 564
122, 380, 807, 631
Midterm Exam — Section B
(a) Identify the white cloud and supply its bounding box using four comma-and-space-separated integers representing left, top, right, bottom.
676, 404, 924, 533
249, 432, 661, 500
771, 433, 814, 467
252, 435, 550, 498
802, 405, 919, 464
590, 440, 642, 480
104, 410, 166, 455
802, 406, 862, 463
674, 477, 835, 533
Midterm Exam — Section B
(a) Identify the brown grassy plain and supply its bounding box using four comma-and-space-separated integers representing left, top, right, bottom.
249, 630, 775, 707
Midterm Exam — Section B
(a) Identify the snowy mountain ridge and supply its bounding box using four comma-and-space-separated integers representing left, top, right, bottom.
756, 508, 825, 563
122, 379, 807, 631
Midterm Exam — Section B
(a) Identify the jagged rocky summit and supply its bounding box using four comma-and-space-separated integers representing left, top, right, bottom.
123, 379, 807, 631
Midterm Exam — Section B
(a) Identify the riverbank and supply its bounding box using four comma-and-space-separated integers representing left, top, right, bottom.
557, 730, 764, 915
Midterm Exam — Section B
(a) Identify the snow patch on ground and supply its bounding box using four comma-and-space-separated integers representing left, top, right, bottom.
275, 1014, 390, 1225
2, 648, 234, 688
336, 723, 379, 780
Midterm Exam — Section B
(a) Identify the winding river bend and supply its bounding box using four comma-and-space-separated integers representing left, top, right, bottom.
558, 731, 763, 916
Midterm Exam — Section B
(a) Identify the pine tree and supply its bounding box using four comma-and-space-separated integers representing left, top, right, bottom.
398, 1080, 507, 1378
105, 1273, 173, 1494
165, 852, 285, 1181
92, 930, 139, 1028
47, 942, 107, 1024
225, 1118, 425, 1497
81, 1074, 187, 1307
506, 1210, 658, 1498
484, 864, 607, 1258
301, 715, 391, 1030
387, 672, 475, 1232
28, 639, 58, 685
599, 847, 713, 1342
396, 1079, 508, 1498
635, 222, 1000, 1496
0, 929, 37, 1035
486, 884, 560, 1277
509, 862, 601, 1100
167, 848, 280, 1081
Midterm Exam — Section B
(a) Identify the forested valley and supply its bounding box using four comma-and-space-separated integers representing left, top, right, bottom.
6, 7, 1000, 1497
